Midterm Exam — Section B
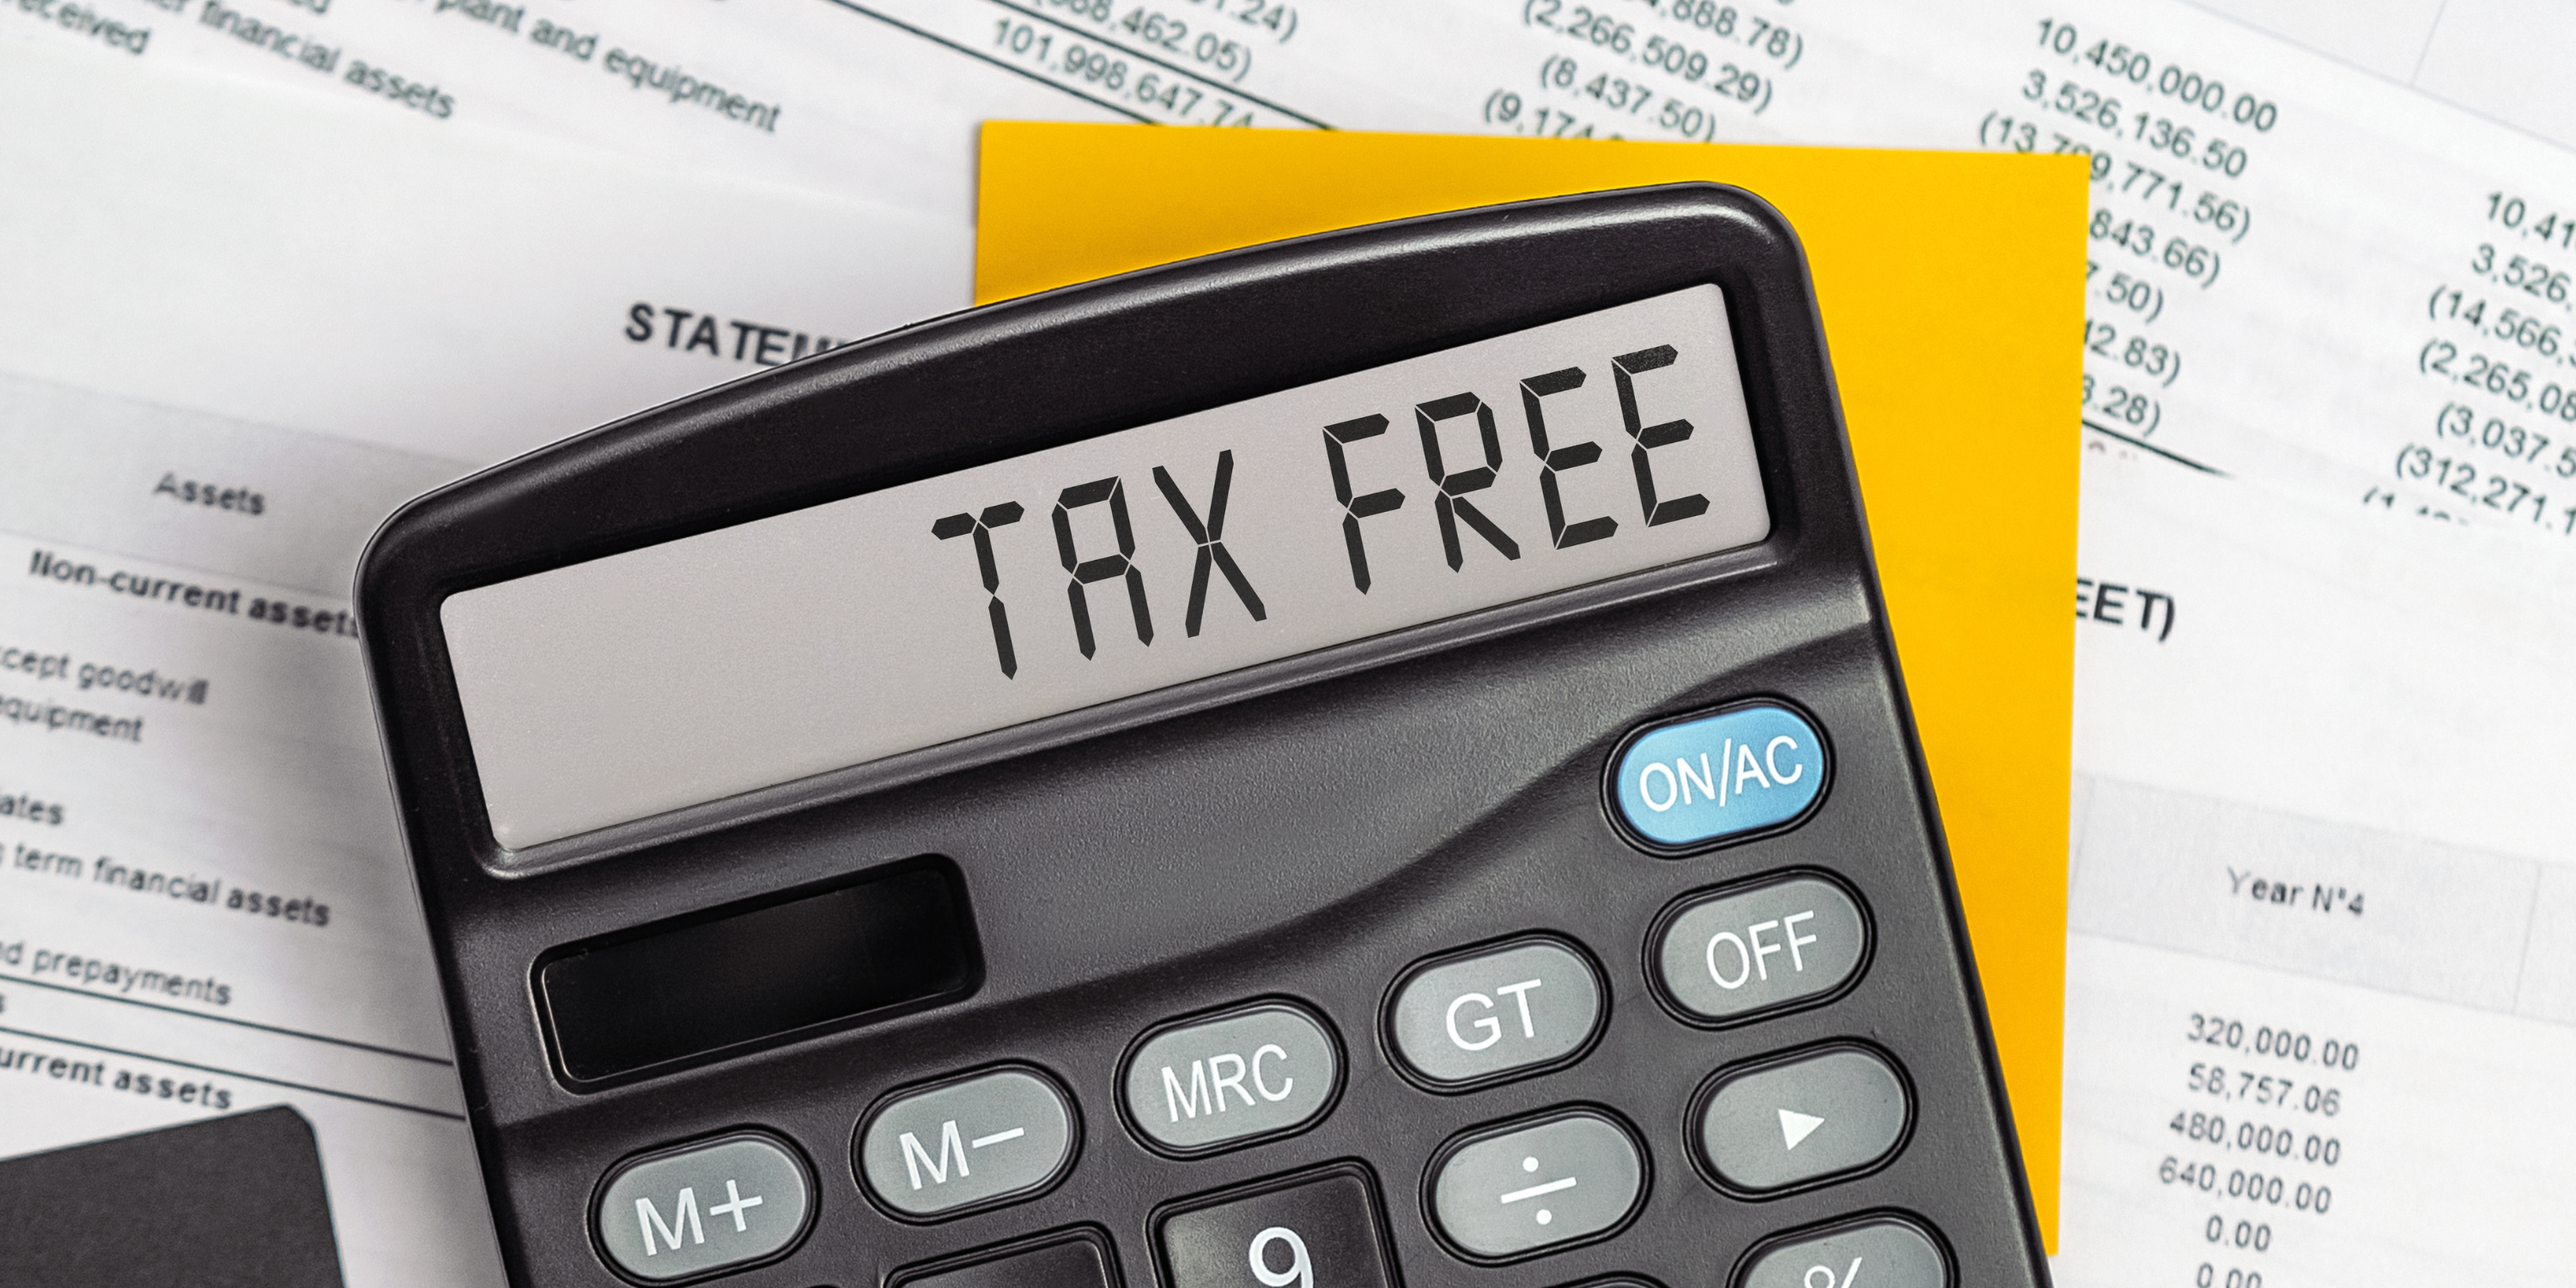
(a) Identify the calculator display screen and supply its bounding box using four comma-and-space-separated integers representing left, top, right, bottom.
443, 285, 1769, 848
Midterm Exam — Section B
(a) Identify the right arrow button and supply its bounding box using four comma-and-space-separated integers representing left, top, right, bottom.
1696, 1046, 1910, 1194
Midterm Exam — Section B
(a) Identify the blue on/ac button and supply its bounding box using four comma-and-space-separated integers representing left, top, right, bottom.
1607, 702, 1829, 853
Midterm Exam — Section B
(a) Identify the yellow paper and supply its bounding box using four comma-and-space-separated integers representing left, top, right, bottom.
975, 122, 2082, 1245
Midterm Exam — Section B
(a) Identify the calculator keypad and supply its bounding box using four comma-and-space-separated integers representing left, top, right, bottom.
1383, 937, 1602, 1088
586, 698, 1965, 1285
1695, 1046, 1911, 1194
1425, 1109, 1644, 1261
1156, 1167, 1395, 1288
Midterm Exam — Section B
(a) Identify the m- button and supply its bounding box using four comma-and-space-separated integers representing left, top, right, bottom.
594, 1132, 812, 1282
1386, 937, 1604, 1088
1122, 1000, 1339, 1155
857, 1066, 1078, 1218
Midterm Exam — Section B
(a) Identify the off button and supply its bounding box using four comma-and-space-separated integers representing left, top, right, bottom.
1654, 875, 1867, 1023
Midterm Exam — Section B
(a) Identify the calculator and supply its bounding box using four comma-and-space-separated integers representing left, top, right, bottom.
358, 184, 2050, 1288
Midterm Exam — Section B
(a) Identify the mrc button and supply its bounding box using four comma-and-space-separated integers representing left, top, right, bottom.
857, 1066, 1076, 1218
1655, 875, 1867, 1022
1385, 937, 1603, 1088
1609, 702, 1827, 852
1697, 1046, 1910, 1194
1740, 1218, 1949, 1288
1124, 1000, 1338, 1154
594, 1132, 811, 1282
1427, 1109, 1644, 1261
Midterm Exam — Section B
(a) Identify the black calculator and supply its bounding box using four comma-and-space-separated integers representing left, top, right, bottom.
358, 184, 2050, 1288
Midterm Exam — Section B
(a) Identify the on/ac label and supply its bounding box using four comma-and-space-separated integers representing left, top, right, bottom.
1609, 702, 1828, 851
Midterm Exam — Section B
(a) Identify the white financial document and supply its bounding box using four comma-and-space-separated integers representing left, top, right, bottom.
0, 32, 967, 1287
8, 0, 2576, 1285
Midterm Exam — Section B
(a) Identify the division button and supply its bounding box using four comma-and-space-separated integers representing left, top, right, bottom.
896, 1230, 1117, 1288
1697, 1047, 1909, 1194
1654, 876, 1867, 1022
858, 1066, 1078, 1218
1608, 702, 1828, 852
1427, 1109, 1645, 1261
1123, 1001, 1338, 1154
1386, 937, 1603, 1087
594, 1132, 812, 1282
1739, 1218, 1948, 1288
1158, 1167, 1396, 1288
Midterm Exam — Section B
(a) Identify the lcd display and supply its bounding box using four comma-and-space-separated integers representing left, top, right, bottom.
443, 285, 1770, 848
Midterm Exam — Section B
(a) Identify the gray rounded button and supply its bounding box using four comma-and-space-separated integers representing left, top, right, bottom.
1388, 938, 1603, 1086
1123, 1001, 1337, 1153
594, 1133, 811, 1282
1741, 1218, 1947, 1288
1656, 876, 1867, 1022
1429, 1109, 1644, 1261
858, 1066, 1076, 1218
1699, 1047, 1909, 1193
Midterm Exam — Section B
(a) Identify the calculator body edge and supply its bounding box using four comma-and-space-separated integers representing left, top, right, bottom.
356, 183, 2050, 1288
